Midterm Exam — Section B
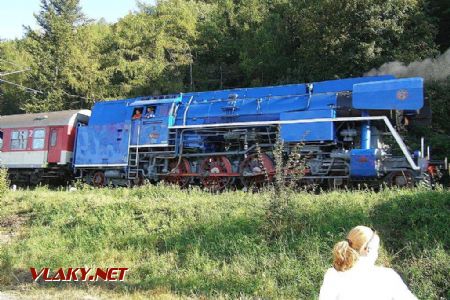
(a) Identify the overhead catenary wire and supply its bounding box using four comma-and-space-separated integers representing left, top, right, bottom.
0, 61, 95, 101
0, 58, 26, 69
0, 77, 43, 94
0, 69, 31, 77
0, 77, 95, 101
0, 60, 44, 94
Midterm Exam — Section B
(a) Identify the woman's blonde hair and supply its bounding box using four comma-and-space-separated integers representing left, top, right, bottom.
332, 226, 376, 271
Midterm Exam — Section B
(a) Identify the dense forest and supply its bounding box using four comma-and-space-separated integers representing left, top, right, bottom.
0, 0, 449, 155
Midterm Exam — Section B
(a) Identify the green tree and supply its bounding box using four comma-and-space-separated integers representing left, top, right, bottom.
234, 0, 292, 86
191, 0, 438, 87
267, 0, 438, 82
426, 0, 450, 51
68, 21, 112, 106
1, 0, 444, 113
191, 0, 243, 90
23, 0, 88, 112
102, 0, 199, 97
0, 39, 34, 115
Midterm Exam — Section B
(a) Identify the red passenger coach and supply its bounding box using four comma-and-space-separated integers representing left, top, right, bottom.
0, 110, 90, 184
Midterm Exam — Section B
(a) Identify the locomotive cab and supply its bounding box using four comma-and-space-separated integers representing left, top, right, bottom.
129, 94, 181, 147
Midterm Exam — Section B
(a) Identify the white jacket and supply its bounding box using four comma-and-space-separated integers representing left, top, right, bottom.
319, 257, 417, 300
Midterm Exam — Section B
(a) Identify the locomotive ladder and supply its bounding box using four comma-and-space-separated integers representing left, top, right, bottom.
128, 123, 141, 180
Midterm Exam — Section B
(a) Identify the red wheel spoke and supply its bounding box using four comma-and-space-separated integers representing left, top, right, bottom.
239, 153, 274, 188
165, 158, 191, 188
200, 156, 233, 191
92, 171, 105, 187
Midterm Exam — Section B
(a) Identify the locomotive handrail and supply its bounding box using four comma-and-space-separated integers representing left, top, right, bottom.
172, 116, 385, 129
183, 96, 194, 126
172, 116, 420, 171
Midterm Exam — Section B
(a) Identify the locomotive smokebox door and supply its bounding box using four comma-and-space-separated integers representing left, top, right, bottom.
130, 94, 182, 147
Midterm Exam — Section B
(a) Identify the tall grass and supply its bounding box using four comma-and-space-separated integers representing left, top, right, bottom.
0, 185, 448, 299
0, 168, 9, 199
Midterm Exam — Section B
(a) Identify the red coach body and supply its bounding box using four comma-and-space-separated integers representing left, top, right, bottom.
0, 110, 90, 184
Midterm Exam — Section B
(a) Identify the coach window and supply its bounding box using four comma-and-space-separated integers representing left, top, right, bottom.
0, 131, 3, 150
32, 129, 45, 150
10, 130, 28, 150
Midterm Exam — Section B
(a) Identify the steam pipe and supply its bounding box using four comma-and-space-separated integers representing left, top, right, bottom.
421, 137, 425, 158
361, 111, 371, 149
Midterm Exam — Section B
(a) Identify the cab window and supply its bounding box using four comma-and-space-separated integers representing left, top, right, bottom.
32, 128, 45, 150
144, 106, 157, 118
132, 107, 143, 120
10, 130, 28, 150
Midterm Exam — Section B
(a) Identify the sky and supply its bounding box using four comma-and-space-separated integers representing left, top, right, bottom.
0, 0, 149, 40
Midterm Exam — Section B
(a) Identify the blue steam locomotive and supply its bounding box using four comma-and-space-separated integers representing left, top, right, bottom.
73, 75, 433, 190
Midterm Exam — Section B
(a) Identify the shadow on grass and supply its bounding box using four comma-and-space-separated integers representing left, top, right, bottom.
371, 190, 449, 252
125, 202, 371, 298
371, 190, 449, 299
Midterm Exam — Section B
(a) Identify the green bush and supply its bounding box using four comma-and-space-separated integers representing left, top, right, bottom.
0, 168, 9, 200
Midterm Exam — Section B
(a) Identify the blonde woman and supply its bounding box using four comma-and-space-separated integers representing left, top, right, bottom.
319, 226, 417, 300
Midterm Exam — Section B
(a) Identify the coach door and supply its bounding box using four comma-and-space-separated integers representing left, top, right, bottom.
48, 126, 63, 163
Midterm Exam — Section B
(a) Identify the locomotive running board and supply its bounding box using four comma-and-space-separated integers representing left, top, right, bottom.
74, 164, 128, 168
172, 116, 420, 171
74, 164, 128, 169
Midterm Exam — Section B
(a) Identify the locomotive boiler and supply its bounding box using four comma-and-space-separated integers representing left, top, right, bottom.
72, 75, 434, 190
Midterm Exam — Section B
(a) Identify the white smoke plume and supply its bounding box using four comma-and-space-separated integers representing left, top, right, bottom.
365, 48, 450, 81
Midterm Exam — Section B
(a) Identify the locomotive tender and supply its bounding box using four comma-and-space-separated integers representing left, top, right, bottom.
69, 75, 432, 190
